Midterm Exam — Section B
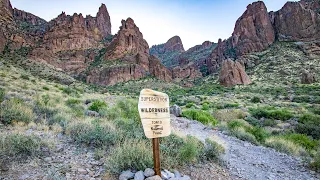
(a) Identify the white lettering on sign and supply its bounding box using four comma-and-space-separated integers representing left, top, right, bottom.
138, 89, 171, 138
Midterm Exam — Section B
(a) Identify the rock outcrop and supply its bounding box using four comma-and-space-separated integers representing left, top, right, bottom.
0, 29, 6, 52
219, 59, 252, 87
104, 18, 149, 60
172, 63, 202, 80
86, 18, 172, 86
207, 1, 275, 73
149, 36, 185, 67
164, 36, 185, 52
301, 70, 316, 84
272, 1, 320, 41
0, 0, 13, 23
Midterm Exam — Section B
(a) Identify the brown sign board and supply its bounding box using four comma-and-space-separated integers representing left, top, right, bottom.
138, 89, 171, 139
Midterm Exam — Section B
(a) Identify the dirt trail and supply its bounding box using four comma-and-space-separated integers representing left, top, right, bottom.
171, 115, 319, 180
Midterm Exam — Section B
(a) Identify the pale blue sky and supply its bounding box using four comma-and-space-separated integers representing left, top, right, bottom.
11, 0, 296, 50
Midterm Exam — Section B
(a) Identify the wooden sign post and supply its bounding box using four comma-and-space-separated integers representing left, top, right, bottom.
138, 89, 171, 176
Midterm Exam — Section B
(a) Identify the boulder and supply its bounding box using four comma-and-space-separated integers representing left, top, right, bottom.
119, 170, 135, 180
170, 105, 182, 117
301, 70, 316, 84
144, 168, 155, 177
219, 59, 252, 87
134, 170, 145, 180
145, 175, 162, 180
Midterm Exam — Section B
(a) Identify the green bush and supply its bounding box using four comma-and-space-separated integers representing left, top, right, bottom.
88, 100, 107, 112
296, 114, 320, 139
42, 86, 49, 91
247, 127, 269, 143
66, 120, 120, 147
201, 103, 209, 110
280, 133, 317, 151
0, 133, 48, 159
230, 127, 258, 145
186, 102, 195, 108
244, 116, 260, 127
179, 136, 203, 163
0, 98, 34, 124
249, 107, 293, 120
182, 109, 218, 125
251, 96, 261, 103
265, 136, 307, 156
224, 103, 240, 108
105, 140, 153, 173
203, 138, 225, 161
227, 119, 249, 130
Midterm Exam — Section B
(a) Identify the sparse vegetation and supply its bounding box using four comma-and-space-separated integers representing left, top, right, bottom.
0, 98, 34, 125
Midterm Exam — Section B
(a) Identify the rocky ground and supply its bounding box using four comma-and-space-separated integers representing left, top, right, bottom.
172, 115, 320, 180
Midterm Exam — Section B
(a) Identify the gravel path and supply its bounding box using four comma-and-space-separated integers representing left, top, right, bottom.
171, 115, 320, 180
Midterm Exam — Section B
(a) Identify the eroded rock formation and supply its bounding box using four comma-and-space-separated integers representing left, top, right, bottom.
207, 1, 275, 73
86, 18, 173, 86
164, 36, 185, 52
273, 1, 320, 41
219, 59, 252, 87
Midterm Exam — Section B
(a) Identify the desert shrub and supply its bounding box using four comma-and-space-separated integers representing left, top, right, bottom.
213, 109, 246, 122
186, 102, 195, 108
227, 119, 250, 130
229, 127, 258, 145
244, 116, 260, 127
0, 88, 5, 103
0, 133, 48, 159
115, 99, 139, 121
105, 140, 153, 173
310, 148, 320, 172
88, 100, 107, 112
280, 133, 317, 151
203, 138, 225, 161
296, 114, 320, 139
0, 98, 34, 124
251, 96, 261, 103
65, 98, 81, 107
249, 107, 293, 120
178, 136, 203, 163
42, 86, 49, 91
20, 74, 29, 80
265, 137, 307, 156
50, 112, 72, 129
262, 119, 277, 127
224, 103, 240, 108
62, 87, 79, 96
247, 127, 270, 143
182, 109, 218, 125
66, 120, 120, 148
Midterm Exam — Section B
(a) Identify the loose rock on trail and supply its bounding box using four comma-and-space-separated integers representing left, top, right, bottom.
171, 115, 319, 180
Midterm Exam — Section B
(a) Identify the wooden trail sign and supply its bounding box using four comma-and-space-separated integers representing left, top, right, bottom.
138, 89, 171, 176
138, 89, 171, 139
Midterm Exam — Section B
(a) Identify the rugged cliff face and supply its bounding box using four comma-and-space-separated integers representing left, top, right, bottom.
150, 35, 185, 67
207, 0, 320, 73
86, 18, 172, 86
207, 1, 275, 73
272, 1, 320, 41
0, 0, 13, 52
